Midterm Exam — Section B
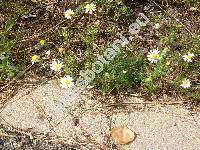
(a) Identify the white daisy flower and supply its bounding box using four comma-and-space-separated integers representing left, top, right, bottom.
60, 76, 74, 89
50, 60, 64, 72
64, 9, 74, 19
31, 55, 39, 64
182, 52, 194, 62
85, 3, 96, 14
147, 49, 160, 63
180, 78, 191, 89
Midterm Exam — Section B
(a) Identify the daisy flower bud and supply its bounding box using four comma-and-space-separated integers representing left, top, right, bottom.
95, 20, 100, 27
45, 50, 51, 57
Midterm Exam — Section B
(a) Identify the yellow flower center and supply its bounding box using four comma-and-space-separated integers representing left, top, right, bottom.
186, 55, 192, 61
151, 53, 158, 59
182, 80, 188, 86
65, 79, 70, 86
66, 12, 72, 16
87, 5, 93, 11
32, 55, 38, 61
55, 63, 60, 70
39, 40, 45, 45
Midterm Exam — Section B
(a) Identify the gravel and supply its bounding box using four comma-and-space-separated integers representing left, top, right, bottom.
0, 124, 77, 150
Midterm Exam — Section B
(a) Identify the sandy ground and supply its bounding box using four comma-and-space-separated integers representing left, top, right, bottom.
0, 81, 200, 149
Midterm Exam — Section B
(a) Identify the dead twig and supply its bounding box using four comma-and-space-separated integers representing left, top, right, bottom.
105, 101, 185, 108
0, 132, 17, 138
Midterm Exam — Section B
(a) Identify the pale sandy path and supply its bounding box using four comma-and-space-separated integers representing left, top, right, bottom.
0, 81, 199, 149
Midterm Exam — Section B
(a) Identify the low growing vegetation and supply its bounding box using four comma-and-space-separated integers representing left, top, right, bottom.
0, 0, 199, 105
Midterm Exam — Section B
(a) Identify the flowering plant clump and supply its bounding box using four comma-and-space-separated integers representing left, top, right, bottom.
147, 49, 160, 63
60, 75, 74, 89
180, 78, 191, 89
50, 60, 64, 72
182, 52, 195, 62
64, 9, 75, 19
2, 0, 199, 106
31, 55, 39, 64
85, 3, 96, 14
